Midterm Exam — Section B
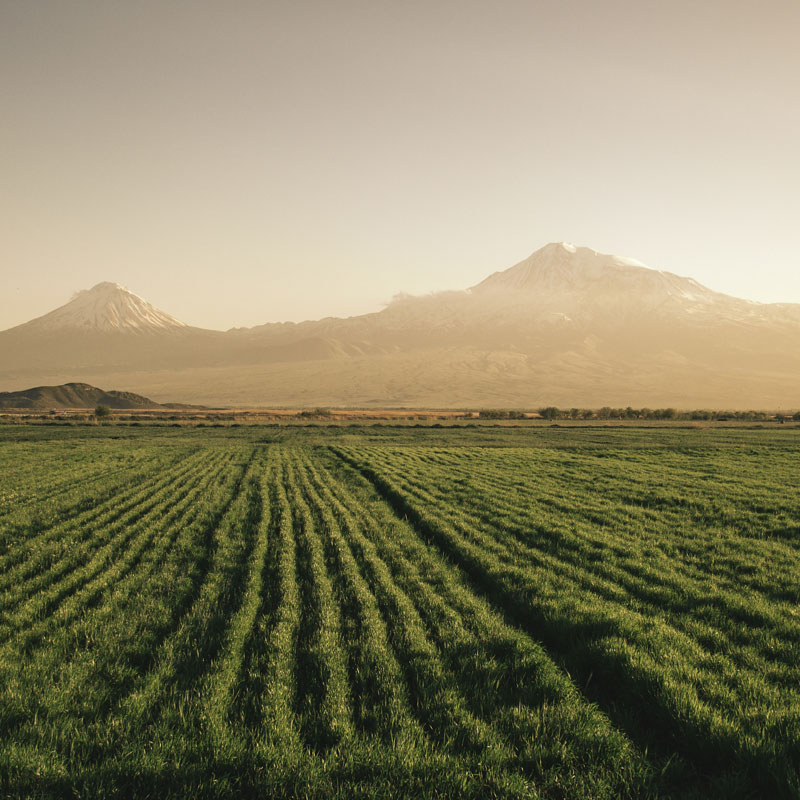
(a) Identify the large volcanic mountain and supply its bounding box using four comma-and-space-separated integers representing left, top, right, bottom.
3, 244, 800, 408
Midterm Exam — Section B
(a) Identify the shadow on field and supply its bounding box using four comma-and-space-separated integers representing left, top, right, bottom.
766, 524, 800, 544
336, 452, 797, 800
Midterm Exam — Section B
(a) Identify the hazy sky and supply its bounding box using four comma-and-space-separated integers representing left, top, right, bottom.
2, 0, 799, 331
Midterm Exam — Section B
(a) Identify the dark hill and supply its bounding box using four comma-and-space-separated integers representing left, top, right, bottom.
0, 382, 164, 410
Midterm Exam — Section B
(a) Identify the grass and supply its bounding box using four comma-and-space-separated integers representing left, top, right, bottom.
0, 422, 798, 797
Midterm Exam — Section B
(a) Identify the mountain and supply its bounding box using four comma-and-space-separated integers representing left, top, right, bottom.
14, 282, 187, 334
3, 244, 800, 408
0, 283, 235, 378
471, 242, 721, 311
468, 243, 795, 328
0, 382, 163, 410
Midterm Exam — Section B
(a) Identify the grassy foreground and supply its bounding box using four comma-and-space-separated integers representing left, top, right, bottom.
0, 423, 798, 798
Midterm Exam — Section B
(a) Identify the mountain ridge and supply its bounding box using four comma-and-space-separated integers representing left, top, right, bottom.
3, 243, 800, 408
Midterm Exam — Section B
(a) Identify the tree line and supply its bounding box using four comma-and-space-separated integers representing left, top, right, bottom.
478, 407, 800, 421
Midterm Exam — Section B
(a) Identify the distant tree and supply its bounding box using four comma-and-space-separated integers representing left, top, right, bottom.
539, 406, 560, 420
94, 404, 111, 419
793, 412, 800, 422
298, 407, 332, 418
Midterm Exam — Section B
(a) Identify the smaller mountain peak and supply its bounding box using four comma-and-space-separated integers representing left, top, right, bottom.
17, 281, 187, 334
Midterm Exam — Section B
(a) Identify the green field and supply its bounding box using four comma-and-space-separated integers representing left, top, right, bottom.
1, 423, 799, 798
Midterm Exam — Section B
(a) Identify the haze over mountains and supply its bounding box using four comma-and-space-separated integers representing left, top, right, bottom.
3, 243, 800, 409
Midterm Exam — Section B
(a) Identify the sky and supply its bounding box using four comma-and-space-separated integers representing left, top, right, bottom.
2, 0, 799, 331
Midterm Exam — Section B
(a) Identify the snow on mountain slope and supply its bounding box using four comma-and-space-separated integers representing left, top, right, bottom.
13, 282, 187, 334
471, 242, 721, 305
457, 241, 799, 333
229, 242, 799, 350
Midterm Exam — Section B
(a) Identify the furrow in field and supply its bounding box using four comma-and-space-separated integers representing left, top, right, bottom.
419, 454, 800, 684
0, 452, 218, 643
369, 446, 800, 598
0, 448, 208, 610
309, 449, 648, 798
424, 447, 800, 579
285, 451, 355, 751
0, 450, 242, 744
0, 442, 194, 553
292, 450, 427, 752
0, 449, 234, 659
296, 453, 520, 764
358, 448, 800, 675
0, 447, 206, 588
0, 448, 174, 531
0, 441, 135, 495
202, 447, 277, 756
231, 454, 285, 739
113, 451, 261, 723
333, 446, 800, 798
255, 451, 303, 757
97, 447, 264, 768
362, 443, 790, 535
360, 449, 762, 657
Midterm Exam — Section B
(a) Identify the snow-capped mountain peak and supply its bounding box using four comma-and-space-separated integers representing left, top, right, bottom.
16, 281, 187, 334
470, 242, 721, 308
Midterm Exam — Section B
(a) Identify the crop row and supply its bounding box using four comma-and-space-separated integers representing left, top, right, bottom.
0, 446, 255, 786
331, 445, 800, 797
4, 438, 798, 799
0, 442, 199, 549
1, 445, 650, 798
